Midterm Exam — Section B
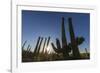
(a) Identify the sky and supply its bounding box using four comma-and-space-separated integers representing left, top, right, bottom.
22, 10, 90, 53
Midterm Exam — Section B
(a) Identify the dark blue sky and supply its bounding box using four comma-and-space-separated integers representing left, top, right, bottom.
22, 10, 90, 53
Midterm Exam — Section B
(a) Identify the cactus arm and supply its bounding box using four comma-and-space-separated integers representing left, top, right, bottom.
51, 43, 61, 53
76, 37, 85, 45
56, 38, 61, 49
51, 43, 57, 52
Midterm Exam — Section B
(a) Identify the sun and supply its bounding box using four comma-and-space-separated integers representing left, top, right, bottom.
46, 44, 54, 53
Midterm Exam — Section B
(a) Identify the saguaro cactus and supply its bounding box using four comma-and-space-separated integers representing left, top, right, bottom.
22, 41, 27, 50
42, 38, 47, 53
41, 36, 51, 53
33, 36, 41, 55
61, 17, 68, 49
61, 17, 69, 58
51, 38, 62, 53
26, 44, 31, 52
51, 17, 70, 59
36, 37, 43, 54
68, 17, 81, 59
85, 48, 89, 58
46, 36, 51, 48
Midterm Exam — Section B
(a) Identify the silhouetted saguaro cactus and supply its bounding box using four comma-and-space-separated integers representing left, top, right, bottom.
85, 48, 89, 58
25, 44, 31, 57
61, 17, 68, 50
68, 17, 81, 59
56, 38, 61, 51
33, 37, 41, 56
46, 36, 51, 48
41, 36, 51, 53
27, 45, 30, 51
68, 37, 85, 52
51, 17, 70, 59
42, 38, 47, 53
36, 37, 43, 54
51, 38, 62, 53
22, 41, 27, 50
85, 48, 88, 54
61, 17, 69, 58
